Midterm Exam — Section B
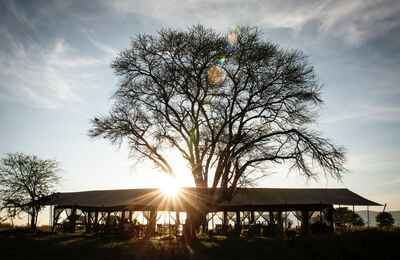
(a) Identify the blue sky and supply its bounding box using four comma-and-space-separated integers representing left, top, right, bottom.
0, 0, 399, 210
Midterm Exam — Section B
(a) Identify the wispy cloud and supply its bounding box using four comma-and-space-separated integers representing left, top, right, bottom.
85, 32, 118, 58
106, 0, 400, 46
0, 27, 104, 109
321, 104, 400, 124
318, 0, 400, 45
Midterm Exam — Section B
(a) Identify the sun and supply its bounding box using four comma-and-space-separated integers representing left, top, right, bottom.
159, 175, 181, 197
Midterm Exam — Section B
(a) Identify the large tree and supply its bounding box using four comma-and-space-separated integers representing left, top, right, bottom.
90, 25, 345, 231
0, 153, 59, 230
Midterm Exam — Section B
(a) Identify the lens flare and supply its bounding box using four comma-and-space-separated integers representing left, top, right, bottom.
228, 31, 238, 45
228, 26, 240, 45
216, 55, 226, 65
159, 175, 180, 197
207, 65, 226, 85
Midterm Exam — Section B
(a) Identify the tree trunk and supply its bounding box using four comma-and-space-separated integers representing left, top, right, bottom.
30, 212, 36, 230
184, 173, 209, 240
184, 209, 208, 240
30, 203, 37, 231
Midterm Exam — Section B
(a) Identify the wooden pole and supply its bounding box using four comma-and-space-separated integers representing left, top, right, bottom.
121, 210, 126, 221
223, 211, 228, 232
70, 207, 77, 233
211, 212, 214, 230
168, 211, 171, 236
176, 211, 181, 225
176, 211, 180, 236
51, 207, 58, 232
235, 211, 241, 234
269, 211, 274, 224
276, 211, 283, 235
250, 211, 255, 224
94, 211, 99, 232
85, 211, 91, 232
129, 211, 133, 223
301, 210, 309, 235
107, 211, 111, 226
284, 211, 287, 230
327, 206, 334, 233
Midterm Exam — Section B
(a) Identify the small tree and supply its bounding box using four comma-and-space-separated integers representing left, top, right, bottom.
0, 153, 60, 230
0, 202, 21, 228
376, 212, 395, 228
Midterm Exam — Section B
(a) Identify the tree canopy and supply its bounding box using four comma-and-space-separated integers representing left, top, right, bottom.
90, 25, 345, 201
0, 153, 59, 229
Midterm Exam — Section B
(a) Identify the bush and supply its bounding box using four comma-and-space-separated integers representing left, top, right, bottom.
334, 207, 364, 228
376, 212, 395, 228
310, 221, 331, 234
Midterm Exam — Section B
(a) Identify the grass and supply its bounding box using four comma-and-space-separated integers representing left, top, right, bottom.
1, 228, 400, 260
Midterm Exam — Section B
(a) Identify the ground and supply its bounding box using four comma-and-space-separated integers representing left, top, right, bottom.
1, 229, 400, 260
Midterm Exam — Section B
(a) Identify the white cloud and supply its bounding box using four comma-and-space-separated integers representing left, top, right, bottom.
105, 0, 400, 45
0, 28, 104, 109
318, 0, 400, 45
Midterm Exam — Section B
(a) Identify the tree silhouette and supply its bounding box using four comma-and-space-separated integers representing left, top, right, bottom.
0, 153, 59, 230
89, 25, 345, 232
333, 207, 364, 228
376, 212, 395, 228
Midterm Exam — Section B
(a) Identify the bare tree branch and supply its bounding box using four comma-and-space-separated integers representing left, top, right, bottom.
89, 25, 346, 201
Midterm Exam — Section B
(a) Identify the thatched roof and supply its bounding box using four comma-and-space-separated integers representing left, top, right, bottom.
40, 188, 380, 211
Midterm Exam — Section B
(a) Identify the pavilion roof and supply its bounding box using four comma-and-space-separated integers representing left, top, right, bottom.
40, 188, 381, 211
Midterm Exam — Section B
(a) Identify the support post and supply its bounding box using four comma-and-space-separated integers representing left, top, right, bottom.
94, 211, 99, 232
70, 207, 77, 233
301, 210, 309, 235
85, 211, 91, 232
327, 206, 334, 232
176, 211, 181, 236
211, 212, 214, 230
106, 211, 111, 227
250, 211, 255, 224
269, 211, 274, 224
276, 211, 283, 235
235, 211, 241, 234
121, 210, 126, 221
176, 211, 181, 225
223, 211, 228, 232
284, 211, 288, 230
129, 211, 133, 223
367, 206, 370, 227
49, 205, 53, 231
202, 213, 208, 233
51, 206, 59, 232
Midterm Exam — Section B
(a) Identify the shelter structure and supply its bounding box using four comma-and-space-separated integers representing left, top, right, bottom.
40, 188, 380, 236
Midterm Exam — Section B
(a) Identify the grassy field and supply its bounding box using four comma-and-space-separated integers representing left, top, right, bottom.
1, 229, 400, 260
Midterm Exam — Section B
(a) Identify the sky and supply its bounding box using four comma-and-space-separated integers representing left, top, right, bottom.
0, 0, 399, 216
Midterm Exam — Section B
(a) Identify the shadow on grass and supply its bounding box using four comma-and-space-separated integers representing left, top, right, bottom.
1, 229, 400, 260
